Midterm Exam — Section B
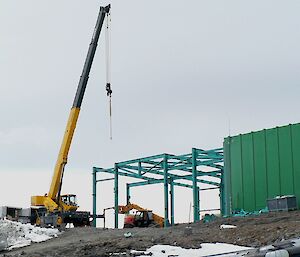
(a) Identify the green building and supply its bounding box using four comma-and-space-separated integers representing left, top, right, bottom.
223, 123, 300, 215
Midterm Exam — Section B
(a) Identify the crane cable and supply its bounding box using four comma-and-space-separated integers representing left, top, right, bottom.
105, 10, 112, 140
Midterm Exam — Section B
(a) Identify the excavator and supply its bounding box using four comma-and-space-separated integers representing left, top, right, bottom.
30, 5, 111, 228
118, 203, 164, 228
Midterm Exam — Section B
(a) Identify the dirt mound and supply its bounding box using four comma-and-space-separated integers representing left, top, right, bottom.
2, 210, 300, 257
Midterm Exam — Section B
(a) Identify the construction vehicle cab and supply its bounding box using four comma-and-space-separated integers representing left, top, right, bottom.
131, 210, 154, 227
119, 203, 164, 228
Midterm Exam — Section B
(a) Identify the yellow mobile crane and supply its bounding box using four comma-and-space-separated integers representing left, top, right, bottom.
31, 5, 111, 227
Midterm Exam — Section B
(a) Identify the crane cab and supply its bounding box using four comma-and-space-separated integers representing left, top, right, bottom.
61, 194, 78, 207
60, 194, 78, 212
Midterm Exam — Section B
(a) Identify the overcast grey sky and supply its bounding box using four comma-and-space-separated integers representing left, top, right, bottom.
0, 0, 300, 226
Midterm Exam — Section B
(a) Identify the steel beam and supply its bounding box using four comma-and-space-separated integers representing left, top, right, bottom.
114, 153, 165, 166
96, 177, 114, 182
127, 178, 192, 189
97, 166, 221, 187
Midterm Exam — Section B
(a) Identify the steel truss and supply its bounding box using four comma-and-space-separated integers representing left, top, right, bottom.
92, 147, 224, 228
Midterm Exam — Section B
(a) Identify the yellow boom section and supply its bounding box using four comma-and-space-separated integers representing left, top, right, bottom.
48, 107, 80, 199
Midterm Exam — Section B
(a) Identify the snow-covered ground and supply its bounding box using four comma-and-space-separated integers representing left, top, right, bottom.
0, 220, 252, 256
0, 219, 60, 250
128, 244, 252, 257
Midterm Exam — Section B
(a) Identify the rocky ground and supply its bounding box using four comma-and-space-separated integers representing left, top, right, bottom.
2, 210, 300, 257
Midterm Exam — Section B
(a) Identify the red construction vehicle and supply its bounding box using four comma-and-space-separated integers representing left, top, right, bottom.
118, 203, 164, 228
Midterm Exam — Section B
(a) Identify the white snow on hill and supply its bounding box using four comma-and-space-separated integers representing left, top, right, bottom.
0, 219, 60, 250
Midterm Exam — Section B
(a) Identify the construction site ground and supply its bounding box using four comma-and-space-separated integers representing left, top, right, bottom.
2, 210, 300, 257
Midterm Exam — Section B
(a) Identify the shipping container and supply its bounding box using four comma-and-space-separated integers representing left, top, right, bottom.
0, 206, 22, 219
223, 123, 300, 215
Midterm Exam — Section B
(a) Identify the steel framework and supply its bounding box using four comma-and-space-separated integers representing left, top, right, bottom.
92, 147, 224, 228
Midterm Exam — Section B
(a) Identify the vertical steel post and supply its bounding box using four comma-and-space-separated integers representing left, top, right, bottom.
138, 161, 142, 176
103, 209, 106, 228
126, 183, 130, 205
192, 148, 200, 222
163, 155, 170, 227
114, 164, 119, 229
220, 172, 225, 215
197, 186, 200, 220
222, 138, 231, 216
170, 178, 175, 225
92, 167, 97, 227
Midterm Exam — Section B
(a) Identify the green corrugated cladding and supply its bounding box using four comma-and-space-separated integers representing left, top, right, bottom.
223, 123, 300, 215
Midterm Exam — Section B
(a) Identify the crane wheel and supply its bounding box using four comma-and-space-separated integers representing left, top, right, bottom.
36, 217, 41, 226
57, 216, 63, 226
35, 217, 46, 228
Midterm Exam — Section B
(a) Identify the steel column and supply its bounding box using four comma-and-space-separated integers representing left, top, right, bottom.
126, 183, 131, 205
170, 178, 174, 225
114, 164, 119, 228
222, 138, 231, 216
92, 167, 97, 227
197, 186, 200, 220
220, 172, 225, 215
163, 155, 169, 227
192, 148, 200, 222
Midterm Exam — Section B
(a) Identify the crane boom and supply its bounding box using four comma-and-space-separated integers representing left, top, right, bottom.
49, 4, 110, 200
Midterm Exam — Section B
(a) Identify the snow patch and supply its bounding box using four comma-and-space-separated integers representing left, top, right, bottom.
130, 243, 252, 257
0, 219, 61, 250
220, 224, 237, 229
